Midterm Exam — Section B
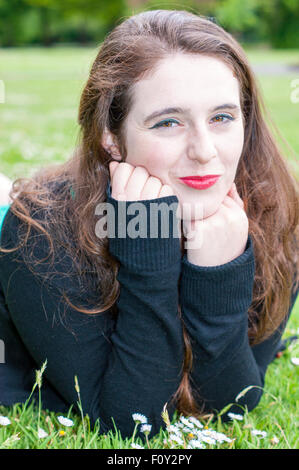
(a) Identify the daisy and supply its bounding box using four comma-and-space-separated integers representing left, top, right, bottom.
198, 434, 216, 445
57, 416, 74, 427
291, 357, 299, 366
131, 443, 144, 449
187, 439, 206, 449
38, 428, 48, 439
251, 429, 267, 438
0, 416, 11, 426
179, 416, 194, 428
132, 413, 148, 425
182, 425, 194, 433
140, 423, 152, 434
213, 431, 233, 443
188, 416, 203, 429
227, 412, 244, 421
166, 424, 182, 435
169, 433, 184, 446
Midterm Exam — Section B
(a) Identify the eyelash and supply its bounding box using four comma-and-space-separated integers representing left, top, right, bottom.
151, 114, 235, 129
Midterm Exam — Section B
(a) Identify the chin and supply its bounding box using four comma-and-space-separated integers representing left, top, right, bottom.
176, 197, 219, 221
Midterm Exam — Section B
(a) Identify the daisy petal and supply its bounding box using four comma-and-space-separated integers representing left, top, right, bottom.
57, 416, 74, 427
0, 416, 11, 426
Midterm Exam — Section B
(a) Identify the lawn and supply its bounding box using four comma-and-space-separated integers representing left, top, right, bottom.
0, 46, 298, 450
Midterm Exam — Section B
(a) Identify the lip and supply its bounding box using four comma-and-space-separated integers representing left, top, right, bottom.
179, 175, 221, 190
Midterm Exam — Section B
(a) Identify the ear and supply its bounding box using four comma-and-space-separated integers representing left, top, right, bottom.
101, 127, 122, 161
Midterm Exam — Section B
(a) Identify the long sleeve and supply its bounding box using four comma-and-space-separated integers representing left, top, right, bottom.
179, 235, 298, 418
94, 191, 184, 436
0, 191, 184, 439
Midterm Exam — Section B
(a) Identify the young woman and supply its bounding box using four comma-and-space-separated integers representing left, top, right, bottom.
0, 10, 298, 440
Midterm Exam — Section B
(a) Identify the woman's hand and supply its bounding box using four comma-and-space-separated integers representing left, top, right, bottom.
109, 161, 175, 200
183, 183, 249, 267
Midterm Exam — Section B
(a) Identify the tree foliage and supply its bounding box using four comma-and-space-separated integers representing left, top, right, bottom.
0, 0, 298, 47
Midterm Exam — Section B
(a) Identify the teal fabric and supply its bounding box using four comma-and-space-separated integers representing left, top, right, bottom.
0, 205, 10, 236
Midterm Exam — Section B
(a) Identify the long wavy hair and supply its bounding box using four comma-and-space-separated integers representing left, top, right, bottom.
1, 9, 299, 418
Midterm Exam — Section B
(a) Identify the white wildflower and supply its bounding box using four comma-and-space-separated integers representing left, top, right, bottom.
166, 424, 182, 435
140, 423, 152, 434
132, 413, 147, 424
227, 412, 244, 421
188, 416, 203, 428
169, 433, 184, 446
131, 443, 144, 449
176, 422, 185, 428
0, 416, 11, 426
179, 416, 194, 428
198, 434, 216, 445
270, 436, 279, 444
213, 431, 233, 443
182, 425, 194, 433
291, 357, 299, 366
251, 429, 267, 438
38, 428, 48, 439
57, 416, 74, 427
187, 439, 206, 449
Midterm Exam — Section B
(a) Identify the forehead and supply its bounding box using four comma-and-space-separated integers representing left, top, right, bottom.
130, 53, 240, 111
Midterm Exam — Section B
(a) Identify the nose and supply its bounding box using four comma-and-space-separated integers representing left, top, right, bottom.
186, 124, 217, 163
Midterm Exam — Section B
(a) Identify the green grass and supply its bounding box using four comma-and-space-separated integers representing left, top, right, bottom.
0, 46, 299, 449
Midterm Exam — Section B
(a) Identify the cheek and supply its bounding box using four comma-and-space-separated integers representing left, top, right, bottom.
126, 135, 171, 176
221, 125, 244, 165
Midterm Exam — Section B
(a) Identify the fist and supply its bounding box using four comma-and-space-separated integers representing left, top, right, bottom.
108, 161, 175, 201
183, 183, 249, 266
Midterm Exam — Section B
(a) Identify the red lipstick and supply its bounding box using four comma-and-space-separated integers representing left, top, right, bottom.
179, 175, 220, 190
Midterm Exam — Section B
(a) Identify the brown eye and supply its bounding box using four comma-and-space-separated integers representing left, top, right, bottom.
211, 114, 234, 123
151, 119, 179, 129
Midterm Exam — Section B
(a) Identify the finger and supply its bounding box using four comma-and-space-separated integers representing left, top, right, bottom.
158, 184, 175, 198
111, 162, 135, 198
125, 166, 149, 200
109, 161, 119, 179
140, 176, 162, 200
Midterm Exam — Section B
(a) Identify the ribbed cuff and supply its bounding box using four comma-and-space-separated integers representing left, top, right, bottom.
180, 234, 255, 317
106, 192, 181, 271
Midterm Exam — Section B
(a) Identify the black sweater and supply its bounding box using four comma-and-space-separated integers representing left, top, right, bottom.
0, 184, 298, 439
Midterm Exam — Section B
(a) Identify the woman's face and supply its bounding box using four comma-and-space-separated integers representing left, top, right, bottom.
113, 53, 244, 219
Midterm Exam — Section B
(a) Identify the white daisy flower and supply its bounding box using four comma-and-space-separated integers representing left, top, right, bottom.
270, 436, 279, 444
187, 439, 206, 449
166, 424, 182, 435
169, 433, 184, 446
57, 416, 74, 427
131, 443, 144, 449
213, 431, 233, 443
140, 423, 152, 434
251, 429, 267, 438
0, 416, 11, 426
38, 428, 48, 439
227, 412, 244, 421
176, 422, 185, 428
198, 434, 216, 445
132, 413, 147, 424
179, 416, 194, 427
291, 357, 299, 366
188, 416, 203, 428
182, 425, 194, 433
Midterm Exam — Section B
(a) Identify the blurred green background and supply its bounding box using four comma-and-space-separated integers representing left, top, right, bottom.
0, 0, 299, 181
1, 0, 299, 48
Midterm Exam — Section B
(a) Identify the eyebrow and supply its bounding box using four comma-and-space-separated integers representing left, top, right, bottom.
144, 103, 240, 124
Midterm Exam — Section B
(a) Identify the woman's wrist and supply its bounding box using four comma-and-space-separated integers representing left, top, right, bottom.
105, 192, 182, 271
